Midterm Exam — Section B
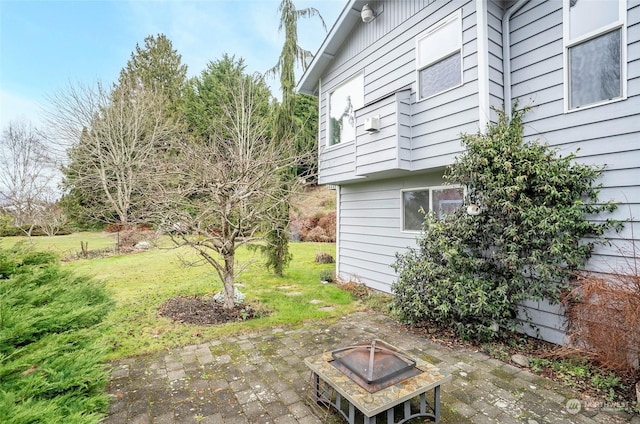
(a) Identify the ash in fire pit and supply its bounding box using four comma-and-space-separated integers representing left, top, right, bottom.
330, 339, 423, 393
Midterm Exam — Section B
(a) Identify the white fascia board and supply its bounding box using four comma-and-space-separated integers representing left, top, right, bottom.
297, 0, 361, 96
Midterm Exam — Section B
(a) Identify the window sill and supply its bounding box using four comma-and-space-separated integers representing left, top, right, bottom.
325, 140, 355, 150
565, 95, 627, 114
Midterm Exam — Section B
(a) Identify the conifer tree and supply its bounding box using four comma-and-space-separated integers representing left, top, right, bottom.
118, 33, 188, 114
265, 0, 325, 276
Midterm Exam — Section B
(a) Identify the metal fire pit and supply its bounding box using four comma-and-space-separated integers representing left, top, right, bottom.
330, 339, 423, 393
305, 340, 452, 423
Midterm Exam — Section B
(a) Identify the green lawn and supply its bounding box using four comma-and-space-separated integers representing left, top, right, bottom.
0, 232, 117, 258
2, 234, 354, 360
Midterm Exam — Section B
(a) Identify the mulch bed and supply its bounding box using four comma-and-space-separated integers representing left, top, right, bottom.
158, 295, 268, 325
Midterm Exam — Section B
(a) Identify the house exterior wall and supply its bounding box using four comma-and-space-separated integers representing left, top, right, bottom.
318, 0, 480, 185
508, 0, 640, 272
306, 0, 640, 345
338, 171, 447, 293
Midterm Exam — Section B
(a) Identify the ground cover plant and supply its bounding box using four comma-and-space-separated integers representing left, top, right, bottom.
0, 245, 113, 423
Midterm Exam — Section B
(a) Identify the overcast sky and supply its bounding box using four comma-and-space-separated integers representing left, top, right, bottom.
0, 0, 344, 130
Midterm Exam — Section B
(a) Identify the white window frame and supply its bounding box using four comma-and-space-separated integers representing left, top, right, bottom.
326, 72, 364, 148
563, 0, 627, 112
401, 185, 464, 233
415, 10, 463, 101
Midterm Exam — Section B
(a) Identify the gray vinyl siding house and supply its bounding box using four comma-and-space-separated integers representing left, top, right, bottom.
298, 0, 640, 344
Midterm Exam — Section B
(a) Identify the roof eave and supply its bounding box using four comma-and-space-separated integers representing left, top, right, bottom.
297, 0, 363, 96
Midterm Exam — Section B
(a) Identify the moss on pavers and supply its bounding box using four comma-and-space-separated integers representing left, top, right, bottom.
103, 310, 636, 424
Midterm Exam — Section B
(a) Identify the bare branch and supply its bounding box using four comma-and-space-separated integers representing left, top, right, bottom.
0, 119, 56, 241
45, 79, 178, 224
149, 76, 308, 309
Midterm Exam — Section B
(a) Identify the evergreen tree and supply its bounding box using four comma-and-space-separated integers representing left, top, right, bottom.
182, 55, 265, 141
265, 0, 325, 276
118, 33, 188, 114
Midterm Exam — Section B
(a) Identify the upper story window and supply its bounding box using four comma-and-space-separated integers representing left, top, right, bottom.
416, 10, 462, 100
402, 186, 463, 232
327, 73, 364, 147
564, 0, 626, 110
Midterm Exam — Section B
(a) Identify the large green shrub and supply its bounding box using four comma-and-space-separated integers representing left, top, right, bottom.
0, 246, 113, 423
391, 108, 621, 341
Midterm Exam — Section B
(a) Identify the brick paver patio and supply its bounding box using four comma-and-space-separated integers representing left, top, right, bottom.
104, 311, 639, 423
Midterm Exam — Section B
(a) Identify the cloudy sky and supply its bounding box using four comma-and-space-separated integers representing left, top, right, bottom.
0, 0, 345, 130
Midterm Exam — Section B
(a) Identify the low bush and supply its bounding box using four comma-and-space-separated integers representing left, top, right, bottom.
104, 223, 126, 233
290, 211, 336, 243
116, 228, 157, 252
564, 270, 640, 374
315, 252, 335, 264
317, 211, 336, 241
305, 226, 331, 242
318, 268, 335, 282
0, 246, 113, 423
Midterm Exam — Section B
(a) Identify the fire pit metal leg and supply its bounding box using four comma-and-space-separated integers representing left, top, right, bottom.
435, 385, 441, 421
307, 361, 448, 424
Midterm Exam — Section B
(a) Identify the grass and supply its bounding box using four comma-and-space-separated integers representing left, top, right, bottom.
3, 233, 357, 360
0, 232, 117, 258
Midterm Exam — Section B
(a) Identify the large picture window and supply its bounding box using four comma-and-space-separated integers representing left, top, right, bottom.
402, 186, 463, 232
416, 11, 462, 100
327, 73, 364, 146
565, 0, 625, 110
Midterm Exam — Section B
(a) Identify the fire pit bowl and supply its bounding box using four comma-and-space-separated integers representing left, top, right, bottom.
330, 339, 423, 392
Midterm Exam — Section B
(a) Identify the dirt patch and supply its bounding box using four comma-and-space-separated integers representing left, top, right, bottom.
159, 295, 268, 325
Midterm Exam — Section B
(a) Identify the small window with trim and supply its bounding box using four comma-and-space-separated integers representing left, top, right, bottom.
564, 0, 626, 110
416, 10, 463, 100
402, 186, 463, 232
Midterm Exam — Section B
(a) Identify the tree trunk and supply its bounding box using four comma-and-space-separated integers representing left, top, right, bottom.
222, 252, 235, 310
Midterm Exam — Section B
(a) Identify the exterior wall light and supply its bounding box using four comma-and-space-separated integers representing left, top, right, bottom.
466, 204, 481, 216
361, 4, 375, 23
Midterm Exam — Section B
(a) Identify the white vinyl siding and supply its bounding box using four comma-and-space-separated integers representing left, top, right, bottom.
311, 0, 640, 346
564, 0, 626, 111
337, 173, 446, 293
508, 0, 640, 343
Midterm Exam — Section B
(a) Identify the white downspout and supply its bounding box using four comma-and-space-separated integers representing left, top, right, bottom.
476, 0, 490, 131
335, 185, 341, 280
502, 0, 531, 119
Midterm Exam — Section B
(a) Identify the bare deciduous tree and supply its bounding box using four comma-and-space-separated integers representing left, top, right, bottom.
0, 120, 53, 242
151, 76, 308, 310
39, 199, 67, 237
45, 80, 176, 225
